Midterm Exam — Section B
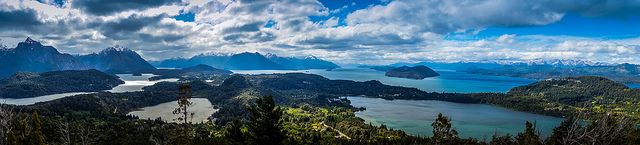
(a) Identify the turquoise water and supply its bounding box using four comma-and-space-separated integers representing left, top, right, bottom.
349, 97, 564, 139
233, 69, 564, 139
233, 68, 535, 93
628, 84, 640, 88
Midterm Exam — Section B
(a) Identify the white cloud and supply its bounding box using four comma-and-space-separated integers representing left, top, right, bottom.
1, 0, 640, 64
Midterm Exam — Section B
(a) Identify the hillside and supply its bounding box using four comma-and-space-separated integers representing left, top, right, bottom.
0, 69, 124, 98
474, 76, 640, 120
464, 63, 640, 83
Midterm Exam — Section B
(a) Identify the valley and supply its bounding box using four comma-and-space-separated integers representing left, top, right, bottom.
0, 38, 638, 145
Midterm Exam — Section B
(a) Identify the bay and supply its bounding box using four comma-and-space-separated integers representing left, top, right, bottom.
349, 97, 564, 139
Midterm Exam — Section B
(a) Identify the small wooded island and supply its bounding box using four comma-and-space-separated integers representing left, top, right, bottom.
385, 65, 440, 79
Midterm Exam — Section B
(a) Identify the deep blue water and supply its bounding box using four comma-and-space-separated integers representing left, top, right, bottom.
628, 83, 640, 88
233, 68, 535, 93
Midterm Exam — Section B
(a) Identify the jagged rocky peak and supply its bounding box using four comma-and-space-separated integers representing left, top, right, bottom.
99, 45, 134, 54
24, 37, 39, 44
17, 37, 44, 48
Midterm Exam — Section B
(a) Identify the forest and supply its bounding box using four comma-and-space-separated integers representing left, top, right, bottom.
0, 70, 123, 98
1, 94, 638, 145
0, 73, 639, 145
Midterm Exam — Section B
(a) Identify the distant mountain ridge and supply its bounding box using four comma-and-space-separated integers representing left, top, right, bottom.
0, 37, 89, 78
75, 46, 156, 73
363, 59, 640, 83
151, 52, 340, 70
0, 38, 158, 77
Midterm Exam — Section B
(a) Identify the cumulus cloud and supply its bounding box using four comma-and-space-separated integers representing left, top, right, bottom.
72, 0, 181, 16
1, 0, 640, 64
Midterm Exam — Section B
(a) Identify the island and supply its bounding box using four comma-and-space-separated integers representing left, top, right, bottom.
385, 65, 440, 79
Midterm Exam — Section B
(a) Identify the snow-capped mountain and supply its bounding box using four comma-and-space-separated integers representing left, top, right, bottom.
0, 37, 89, 77
151, 52, 339, 70
75, 46, 156, 73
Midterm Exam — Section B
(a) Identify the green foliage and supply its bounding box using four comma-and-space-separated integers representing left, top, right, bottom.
474, 76, 640, 122
545, 116, 575, 145
515, 121, 542, 145
490, 134, 514, 145
246, 95, 286, 145
5, 111, 48, 145
224, 119, 245, 145
431, 113, 458, 144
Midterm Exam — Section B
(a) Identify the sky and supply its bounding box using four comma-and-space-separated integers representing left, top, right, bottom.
1, 0, 640, 65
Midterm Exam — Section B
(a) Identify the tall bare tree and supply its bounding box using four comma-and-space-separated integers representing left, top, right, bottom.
0, 104, 15, 145
57, 120, 71, 145
173, 83, 194, 124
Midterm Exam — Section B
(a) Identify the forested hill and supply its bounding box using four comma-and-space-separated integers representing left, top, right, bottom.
385, 65, 440, 79
508, 76, 634, 104
0, 69, 123, 98
475, 76, 640, 121
464, 63, 640, 83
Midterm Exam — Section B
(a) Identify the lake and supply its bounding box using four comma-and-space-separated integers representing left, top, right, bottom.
1, 74, 178, 105
349, 97, 564, 139
234, 68, 564, 139
127, 98, 218, 123
233, 68, 535, 93
0, 92, 95, 105
108, 74, 179, 93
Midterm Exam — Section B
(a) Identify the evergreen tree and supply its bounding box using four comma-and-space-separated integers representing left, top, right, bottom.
225, 119, 245, 145
515, 121, 542, 145
29, 111, 47, 145
431, 113, 458, 145
490, 134, 514, 145
545, 116, 575, 145
247, 95, 286, 145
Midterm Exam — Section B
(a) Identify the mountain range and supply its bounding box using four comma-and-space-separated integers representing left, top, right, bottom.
151, 52, 340, 70
0, 38, 157, 77
0, 37, 89, 78
363, 60, 640, 83
75, 46, 156, 73
0, 38, 340, 78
